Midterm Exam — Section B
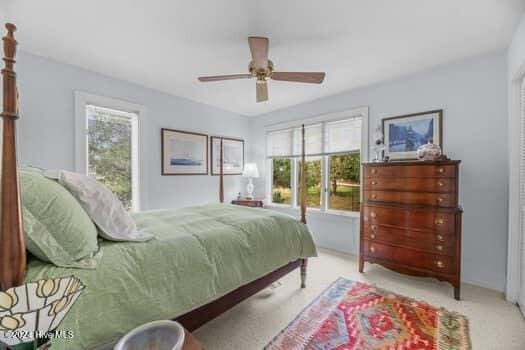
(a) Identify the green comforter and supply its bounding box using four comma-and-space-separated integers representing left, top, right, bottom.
24, 204, 317, 349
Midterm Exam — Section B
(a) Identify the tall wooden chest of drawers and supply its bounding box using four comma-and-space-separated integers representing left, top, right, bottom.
359, 161, 462, 300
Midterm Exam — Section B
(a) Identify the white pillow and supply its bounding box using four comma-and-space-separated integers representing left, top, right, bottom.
51, 170, 154, 242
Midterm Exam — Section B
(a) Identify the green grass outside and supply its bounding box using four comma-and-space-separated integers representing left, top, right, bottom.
272, 183, 360, 212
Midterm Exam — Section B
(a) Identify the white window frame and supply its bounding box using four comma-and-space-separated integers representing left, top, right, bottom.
265, 107, 369, 217
74, 91, 147, 211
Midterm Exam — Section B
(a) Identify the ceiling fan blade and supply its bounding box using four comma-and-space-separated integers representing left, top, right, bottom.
248, 37, 269, 70
256, 79, 268, 103
271, 72, 325, 84
198, 74, 253, 82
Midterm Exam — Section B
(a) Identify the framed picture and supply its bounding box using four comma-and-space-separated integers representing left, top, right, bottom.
382, 110, 442, 161
211, 136, 244, 175
161, 128, 208, 175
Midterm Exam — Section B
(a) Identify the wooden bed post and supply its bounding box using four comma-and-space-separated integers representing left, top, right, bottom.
0, 23, 26, 291
219, 137, 224, 203
300, 124, 307, 288
300, 124, 306, 225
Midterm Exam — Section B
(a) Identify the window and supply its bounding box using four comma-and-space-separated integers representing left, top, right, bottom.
297, 157, 322, 209
87, 105, 137, 210
329, 153, 360, 211
75, 92, 144, 211
266, 108, 368, 214
272, 158, 292, 204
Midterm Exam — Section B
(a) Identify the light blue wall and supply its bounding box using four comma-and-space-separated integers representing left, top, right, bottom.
13, 49, 509, 291
250, 51, 508, 292
16, 51, 250, 210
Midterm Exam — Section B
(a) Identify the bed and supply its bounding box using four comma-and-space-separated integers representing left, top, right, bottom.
0, 23, 316, 350
25, 205, 316, 349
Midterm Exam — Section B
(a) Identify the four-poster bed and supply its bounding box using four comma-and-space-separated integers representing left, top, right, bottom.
0, 23, 314, 349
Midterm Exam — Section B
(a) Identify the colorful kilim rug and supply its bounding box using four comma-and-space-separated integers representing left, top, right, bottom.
265, 278, 471, 350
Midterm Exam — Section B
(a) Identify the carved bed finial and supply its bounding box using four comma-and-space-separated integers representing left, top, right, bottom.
3, 23, 17, 69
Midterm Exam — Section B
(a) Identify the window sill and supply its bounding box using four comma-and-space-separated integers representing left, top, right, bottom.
265, 204, 360, 219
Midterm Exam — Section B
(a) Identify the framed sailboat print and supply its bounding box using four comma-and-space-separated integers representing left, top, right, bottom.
161, 128, 208, 175
211, 137, 244, 175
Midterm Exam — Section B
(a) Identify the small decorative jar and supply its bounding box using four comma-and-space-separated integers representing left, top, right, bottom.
416, 142, 442, 161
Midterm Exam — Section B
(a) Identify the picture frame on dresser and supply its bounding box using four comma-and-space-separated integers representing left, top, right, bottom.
359, 160, 462, 300
382, 110, 443, 161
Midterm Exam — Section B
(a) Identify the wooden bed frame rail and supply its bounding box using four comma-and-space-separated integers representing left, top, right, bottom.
0, 23, 309, 334
175, 259, 306, 331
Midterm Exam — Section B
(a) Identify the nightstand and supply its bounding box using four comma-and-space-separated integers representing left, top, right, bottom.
231, 199, 264, 208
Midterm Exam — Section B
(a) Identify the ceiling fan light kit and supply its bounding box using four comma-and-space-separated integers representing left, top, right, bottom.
198, 36, 326, 103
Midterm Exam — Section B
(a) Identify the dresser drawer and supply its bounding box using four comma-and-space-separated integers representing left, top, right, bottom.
363, 227, 455, 256
365, 164, 455, 178
363, 177, 455, 193
362, 205, 456, 233
364, 190, 456, 207
363, 240, 455, 274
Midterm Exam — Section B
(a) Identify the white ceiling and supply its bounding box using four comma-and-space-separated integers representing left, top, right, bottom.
2, 1, 525, 116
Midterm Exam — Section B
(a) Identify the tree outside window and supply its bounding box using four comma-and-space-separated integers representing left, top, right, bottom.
297, 158, 322, 209
329, 153, 360, 212
272, 158, 292, 204
87, 107, 135, 210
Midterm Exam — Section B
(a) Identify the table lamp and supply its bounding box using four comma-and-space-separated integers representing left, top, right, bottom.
242, 163, 259, 200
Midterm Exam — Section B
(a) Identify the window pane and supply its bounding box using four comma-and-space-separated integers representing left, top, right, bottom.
267, 129, 293, 157
87, 107, 134, 210
272, 159, 292, 204
329, 153, 360, 212
325, 118, 362, 153
297, 157, 322, 209
292, 124, 323, 156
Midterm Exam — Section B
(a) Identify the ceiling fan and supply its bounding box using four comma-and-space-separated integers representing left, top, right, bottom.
198, 37, 326, 103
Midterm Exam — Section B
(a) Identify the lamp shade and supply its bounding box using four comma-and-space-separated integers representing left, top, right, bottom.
242, 163, 259, 178
0, 276, 84, 346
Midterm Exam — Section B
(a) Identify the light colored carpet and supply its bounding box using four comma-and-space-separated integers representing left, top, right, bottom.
194, 248, 525, 350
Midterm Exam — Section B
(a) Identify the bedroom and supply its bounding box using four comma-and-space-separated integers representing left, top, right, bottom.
0, 1, 525, 349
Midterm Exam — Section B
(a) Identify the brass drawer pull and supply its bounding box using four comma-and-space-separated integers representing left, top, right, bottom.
370, 246, 375, 253
370, 233, 376, 239
435, 260, 445, 268
438, 167, 445, 173
371, 194, 377, 199
437, 181, 445, 187
435, 245, 444, 251
370, 212, 377, 218
371, 180, 378, 185
371, 169, 377, 174
435, 218, 444, 226
370, 224, 377, 231
437, 197, 444, 203
436, 234, 444, 242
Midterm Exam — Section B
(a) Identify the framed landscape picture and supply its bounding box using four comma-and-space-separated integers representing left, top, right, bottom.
161, 128, 208, 175
211, 136, 244, 175
382, 110, 442, 160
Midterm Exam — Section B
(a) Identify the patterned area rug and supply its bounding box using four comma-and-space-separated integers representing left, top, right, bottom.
265, 277, 471, 350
